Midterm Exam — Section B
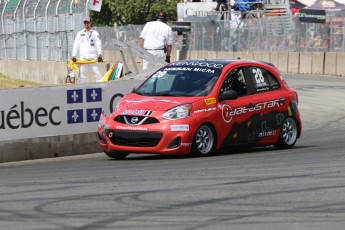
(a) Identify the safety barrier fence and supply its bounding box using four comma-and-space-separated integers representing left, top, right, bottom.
0, 0, 87, 61
1, 1, 344, 61
108, 12, 345, 53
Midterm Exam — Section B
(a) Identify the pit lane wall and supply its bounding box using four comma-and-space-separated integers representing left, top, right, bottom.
0, 78, 145, 163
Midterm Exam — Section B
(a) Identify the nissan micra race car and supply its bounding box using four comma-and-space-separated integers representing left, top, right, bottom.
98, 59, 301, 159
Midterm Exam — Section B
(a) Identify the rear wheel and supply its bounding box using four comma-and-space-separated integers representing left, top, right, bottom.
105, 151, 129, 160
191, 124, 216, 157
274, 117, 298, 149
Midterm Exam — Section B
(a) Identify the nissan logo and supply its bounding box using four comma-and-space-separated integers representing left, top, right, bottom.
131, 117, 139, 124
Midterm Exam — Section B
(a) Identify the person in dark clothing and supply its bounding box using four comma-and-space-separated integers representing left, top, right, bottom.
215, 0, 228, 11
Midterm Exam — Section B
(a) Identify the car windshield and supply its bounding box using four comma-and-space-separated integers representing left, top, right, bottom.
135, 66, 222, 96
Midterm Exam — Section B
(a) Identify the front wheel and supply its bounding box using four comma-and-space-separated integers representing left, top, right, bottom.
191, 124, 216, 157
105, 151, 129, 160
274, 117, 298, 149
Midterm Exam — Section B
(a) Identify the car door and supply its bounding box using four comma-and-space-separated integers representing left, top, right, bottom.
243, 65, 287, 144
218, 67, 261, 147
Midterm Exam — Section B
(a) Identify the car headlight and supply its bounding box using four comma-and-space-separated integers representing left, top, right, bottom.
163, 104, 192, 120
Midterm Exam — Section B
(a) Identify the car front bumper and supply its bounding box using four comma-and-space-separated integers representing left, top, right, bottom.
97, 119, 195, 155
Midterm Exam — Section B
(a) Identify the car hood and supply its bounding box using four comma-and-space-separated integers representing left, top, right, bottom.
117, 93, 203, 112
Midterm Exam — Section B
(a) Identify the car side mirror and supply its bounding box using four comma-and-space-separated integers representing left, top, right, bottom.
219, 90, 238, 101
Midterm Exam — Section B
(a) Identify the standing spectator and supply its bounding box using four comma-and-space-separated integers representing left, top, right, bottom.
215, 0, 228, 11
72, 16, 103, 83
140, 11, 172, 70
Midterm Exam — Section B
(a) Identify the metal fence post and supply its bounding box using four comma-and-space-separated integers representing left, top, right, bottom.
34, 0, 41, 60
85, 0, 89, 16
13, 0, 22, 60
69, 0, 75, 61
45, 0, 52, 60
22, 0, 28, 60
1, 0, 8, 59
56, 0, 62, 60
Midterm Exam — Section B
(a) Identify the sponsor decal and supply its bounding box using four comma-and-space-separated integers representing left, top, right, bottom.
299, 9, 326, 24
121, 109, 154, 116
181, 143, 192, 147
152, 71, 167, 78
194, 107, 216, 113
222, 104, 233, 123
0, 101, 61, 129
256, 87, 270, 92
258, 130, 277, 138
169, 61, 224, 69
123, 99, 180, 104
204, 97, 216, 105
171, 124, 189, 131
193, 68, 215, 73
116, 125, 148, 131
163, 67, 215, 73
222, 99, 281, 123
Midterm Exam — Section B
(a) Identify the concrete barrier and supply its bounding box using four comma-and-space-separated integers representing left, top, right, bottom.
261, 52, 271, 62
189, 50, 199, 59
270, 52, 279, 67
253, 52, 263, 61
336, 53, 345, 77
299, 52, 312, 74
0, 76, 146, 163
287, 52, 299, 74
0, 133, 101, 163
0, 51, 344, 87
278, 52, 288, 73
197, 51, 209, 59
217, 51, 233, 59
311, 52, 325, 75
324, 52, 337, 76
207, 51, 218, 59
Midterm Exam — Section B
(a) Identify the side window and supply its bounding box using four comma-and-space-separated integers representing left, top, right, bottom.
220, 68, 247, 97
248, 67, 280, 93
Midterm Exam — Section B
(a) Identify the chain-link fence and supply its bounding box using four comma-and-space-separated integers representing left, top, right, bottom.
1, 1, 344, 62
0, 0, 87, 61
99, 11, 345, 54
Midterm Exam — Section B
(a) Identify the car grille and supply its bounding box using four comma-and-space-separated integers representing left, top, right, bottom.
114, 115, 159, 125
106, 130, 163, 147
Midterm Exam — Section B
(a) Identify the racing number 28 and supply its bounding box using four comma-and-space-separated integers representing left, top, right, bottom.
253, 68, 265, 84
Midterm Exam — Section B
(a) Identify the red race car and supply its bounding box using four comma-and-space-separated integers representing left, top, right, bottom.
98, 59, 302, 159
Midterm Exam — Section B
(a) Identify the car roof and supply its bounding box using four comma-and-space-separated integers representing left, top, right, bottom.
170, 59, 275, 67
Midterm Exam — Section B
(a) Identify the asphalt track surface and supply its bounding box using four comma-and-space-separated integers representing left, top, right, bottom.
1, 74, 345, 230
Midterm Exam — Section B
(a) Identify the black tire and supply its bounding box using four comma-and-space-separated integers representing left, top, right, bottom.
274, 117, 298, 149
191, 124, 216, 157
105, 151, 129, 160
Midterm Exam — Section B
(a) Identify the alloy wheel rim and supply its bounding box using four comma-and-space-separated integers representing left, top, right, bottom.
282, 118, 297, 145
196, 126, 214, 154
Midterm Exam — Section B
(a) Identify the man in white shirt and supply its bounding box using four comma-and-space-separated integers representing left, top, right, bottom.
72, 17, 103, 83
139, 11, 173, 70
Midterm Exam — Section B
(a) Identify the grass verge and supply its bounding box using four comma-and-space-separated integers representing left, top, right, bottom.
0, 73, 41, 89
